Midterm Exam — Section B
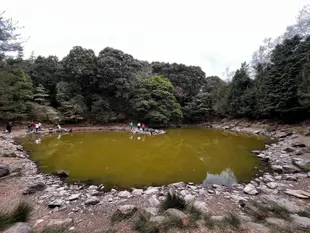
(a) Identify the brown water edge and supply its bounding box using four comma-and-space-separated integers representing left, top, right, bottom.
21, 127, 273, 190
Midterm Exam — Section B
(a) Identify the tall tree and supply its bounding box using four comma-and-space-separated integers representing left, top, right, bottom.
0, 12, 23, 60
131, 76, 183, 127
0, 68, 33, 120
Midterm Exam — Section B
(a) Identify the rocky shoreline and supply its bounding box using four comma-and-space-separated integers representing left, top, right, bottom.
2, 123, 310, 232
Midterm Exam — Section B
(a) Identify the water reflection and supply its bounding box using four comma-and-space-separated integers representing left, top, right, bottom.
202, 168, 237, 187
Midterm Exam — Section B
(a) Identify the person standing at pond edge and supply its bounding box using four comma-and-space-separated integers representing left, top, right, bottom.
142, 123, 145, 131
6, 122, 12, 133
137, 122, 141, 130
129, 122, 133, 130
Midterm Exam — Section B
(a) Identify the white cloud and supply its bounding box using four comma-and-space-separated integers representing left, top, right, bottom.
2, 0, 309, 76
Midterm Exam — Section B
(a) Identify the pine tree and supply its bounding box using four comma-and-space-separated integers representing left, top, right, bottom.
34, 84, 49, 105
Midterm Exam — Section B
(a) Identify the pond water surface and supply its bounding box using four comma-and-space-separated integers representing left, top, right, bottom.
22, 128, 268, 189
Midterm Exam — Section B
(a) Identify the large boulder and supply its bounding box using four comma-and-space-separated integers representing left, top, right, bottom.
165, 208, 187, 219
4, 222, 31, 233
142, 207, 160, 217
48, 199, 64, 208
284, 189, 310, 199
46, 218, 73, 228
291, 214, 310, 228
0, 165, 9, 178
52, 170, 69, 178
244, 184, 259, 195
85, 196, 100, 205
22, 183, 46, 195
148, 195, 160, 207
245, 222, 271, 233
118, 191, 131, 198
118, 205, 137, 215
193, 201, 208, 214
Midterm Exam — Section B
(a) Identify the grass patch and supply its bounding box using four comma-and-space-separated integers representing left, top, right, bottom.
269, 204, 290, 220
297, 210, 310, 218
0, 201, 32, 230
222, 213, 241, 229
187, 205, 202, 222
160, 192, 186, 211
162, 217, 184, 231
246, 200, 291, 221
133, 214, 160, 233
203, 214, 215, 229
111, 210, 135, 224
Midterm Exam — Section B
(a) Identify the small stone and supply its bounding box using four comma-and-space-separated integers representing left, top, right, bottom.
292, 143, 306, 148
52, 170, 69, 178
142, 207, 159, 217
118, 191, 131, 198
145, 187, 159, 195
118, 205, 137, 215
212, 184, 221, 189
68, 193, 81, 201
69, 227, 75, 231
3, 222, 31, 233
46, 218, 73, 228
266, 182, 278, 189
132, 189, 143, 195
48, 199, 64, 208
291, 214, 310, 228
88, 185, 97, 190
283, 165, 301, 173
244, 184, 259, 195
211, 216, 225, 221
265, 217, 287, 228
308, 172, 310, 178
284, 174, 298, 181
284, 189, 310, 199
180, 190, 189, 196
171, 182, 184, 188
193, 201, 208, 214
150, 216, 165, 223
85, 196, 100, 205
148, 195, 160, 207
165, 208, 187, 219
272, 165, 283, 173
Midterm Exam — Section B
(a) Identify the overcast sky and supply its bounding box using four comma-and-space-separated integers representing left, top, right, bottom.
2, 0, 309, 76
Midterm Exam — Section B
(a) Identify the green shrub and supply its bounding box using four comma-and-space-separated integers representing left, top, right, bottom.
0, 201, 32, 230
161, 192, 186, 211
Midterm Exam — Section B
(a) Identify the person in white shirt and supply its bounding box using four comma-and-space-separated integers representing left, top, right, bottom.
137, 122, 141, 130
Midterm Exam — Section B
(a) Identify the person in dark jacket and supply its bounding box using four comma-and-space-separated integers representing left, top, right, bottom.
6, 122, 12, 133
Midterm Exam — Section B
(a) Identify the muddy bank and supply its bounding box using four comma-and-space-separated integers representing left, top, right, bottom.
2, 121, 310, 232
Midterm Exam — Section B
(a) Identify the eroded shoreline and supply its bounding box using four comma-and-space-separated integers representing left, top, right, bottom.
2, 122, 310, 232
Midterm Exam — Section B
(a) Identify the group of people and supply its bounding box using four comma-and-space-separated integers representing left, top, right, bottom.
129, 122, 146, 131
28, 122, 42, 132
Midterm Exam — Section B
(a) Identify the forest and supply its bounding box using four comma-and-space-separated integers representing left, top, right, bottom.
0, 5, 310, 127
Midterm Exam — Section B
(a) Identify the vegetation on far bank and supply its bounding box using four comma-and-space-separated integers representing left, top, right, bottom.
0, 5, 310, 128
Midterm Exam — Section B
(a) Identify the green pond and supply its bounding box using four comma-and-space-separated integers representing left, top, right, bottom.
22, 128, 268, 189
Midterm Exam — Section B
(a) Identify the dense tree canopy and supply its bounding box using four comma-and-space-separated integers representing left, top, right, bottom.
1, 6, 310, 126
